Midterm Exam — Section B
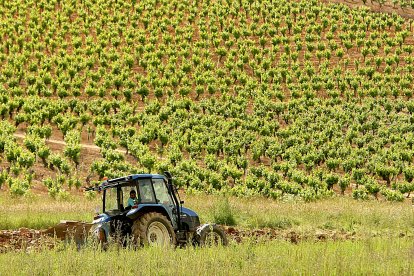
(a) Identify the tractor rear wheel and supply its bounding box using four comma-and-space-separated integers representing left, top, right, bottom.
132, 212, 176, 247
195, 224, 228, 246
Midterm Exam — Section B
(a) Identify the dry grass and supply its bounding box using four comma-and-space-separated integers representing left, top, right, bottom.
186, 194, 414, 235
2, 191, 412, 239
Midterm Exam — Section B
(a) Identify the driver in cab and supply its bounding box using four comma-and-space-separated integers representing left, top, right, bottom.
127, 190, 138, 209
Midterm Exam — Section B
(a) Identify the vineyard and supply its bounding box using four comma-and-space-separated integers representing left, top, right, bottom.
1, 0, 414, 201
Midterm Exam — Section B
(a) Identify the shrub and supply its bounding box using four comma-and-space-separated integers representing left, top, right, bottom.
43, 175, 66, 199
212, 197, 236, 226
8, 178, 30, 197
352, 187, 369, 200
393, 182, 414, 197
0, 171, 7, 189
84, 190, 97, 201
339, 176, 350, 195
403, 167, 414, 183
363, 176, 381, 199
381, 189, 404, 202
300, 187, 318, 202
325, 173, 339, 190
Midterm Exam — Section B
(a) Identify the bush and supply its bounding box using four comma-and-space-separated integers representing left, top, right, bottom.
381, 189, 404, 202
363, 176, 380, 199
212, 197, 236, 226
84, 190, 97, 201
0, 171, 7, 189
68, 177, 82, 189
393, 182, 414, 197
352, 187, 369, 200
403, 167, 414, 183
43, 175, 66, 199
8, 178, 30, 197
56, 190, 70, 201
325, 173, 339, 190
300, 187, 318, 202
339, 176, 350, 195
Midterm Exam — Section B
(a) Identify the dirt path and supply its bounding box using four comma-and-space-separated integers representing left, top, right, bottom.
13, 133, 127, 154
323, 0, 414, 20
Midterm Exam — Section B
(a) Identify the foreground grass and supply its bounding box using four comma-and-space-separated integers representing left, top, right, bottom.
1, 191, 413, 237
0, 238, 413, 275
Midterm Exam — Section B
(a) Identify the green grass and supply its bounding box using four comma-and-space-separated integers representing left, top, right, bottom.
0, 192, 99, 229
1, 191, 413, 238
0, 238, 413, 275
191, 195, 414, 235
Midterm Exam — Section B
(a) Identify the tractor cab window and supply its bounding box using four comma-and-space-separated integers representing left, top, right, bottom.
153, 179, 173, 205
104, 188, 119, 212
138, 179, 155, 203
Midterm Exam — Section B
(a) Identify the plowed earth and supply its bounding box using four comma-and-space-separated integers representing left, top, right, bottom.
2, 226, 407, 253
0, 228, 56, 253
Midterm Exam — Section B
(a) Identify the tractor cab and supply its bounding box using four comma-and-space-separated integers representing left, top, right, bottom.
101, 175, 175, 219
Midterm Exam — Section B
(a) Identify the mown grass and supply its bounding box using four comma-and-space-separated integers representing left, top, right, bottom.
1, 192, 413, 237
0, 238, 413, 275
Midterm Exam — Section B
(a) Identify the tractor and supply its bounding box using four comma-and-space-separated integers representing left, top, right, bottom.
84, 172, 228, 247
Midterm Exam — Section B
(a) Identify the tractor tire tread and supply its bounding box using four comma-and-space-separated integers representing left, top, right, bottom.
131, 212, 176, 246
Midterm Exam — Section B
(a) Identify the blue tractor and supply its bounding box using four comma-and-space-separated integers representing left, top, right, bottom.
86, 172, 228, 247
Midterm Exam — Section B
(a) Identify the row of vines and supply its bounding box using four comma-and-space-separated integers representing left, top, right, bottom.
0, 0, 414, 201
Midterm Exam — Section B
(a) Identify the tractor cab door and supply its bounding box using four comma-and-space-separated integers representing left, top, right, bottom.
104, 185, 134, 237
152, 178, 177, 227
103, 187, 122, 216
152, 178, 174, 207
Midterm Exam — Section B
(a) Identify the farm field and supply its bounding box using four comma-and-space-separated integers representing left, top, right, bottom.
1, 193, 413, 249
1, 193, 413, 234
0, 193, 413, 274
1, 0, 414, 200
1, 0, 414, 273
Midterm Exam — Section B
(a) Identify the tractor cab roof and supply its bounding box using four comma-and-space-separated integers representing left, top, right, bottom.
85, 174, 166, 192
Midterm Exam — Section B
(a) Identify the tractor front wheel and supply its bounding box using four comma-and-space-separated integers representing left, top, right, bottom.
132, 212, 176, 247
195, 224, 228, 246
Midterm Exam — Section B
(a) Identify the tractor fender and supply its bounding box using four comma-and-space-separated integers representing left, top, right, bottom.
180, 207, 198, 217
91, 214, 111, 242
180, 207, 201, 231
126, 204, 176, 228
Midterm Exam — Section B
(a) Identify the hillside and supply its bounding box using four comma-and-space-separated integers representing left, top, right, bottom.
0, 0, 414, 201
